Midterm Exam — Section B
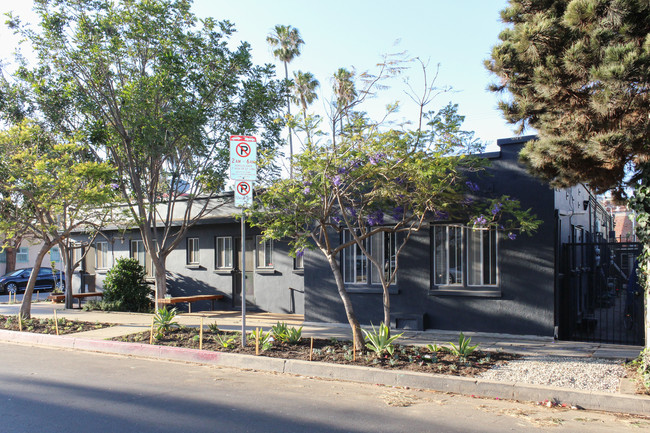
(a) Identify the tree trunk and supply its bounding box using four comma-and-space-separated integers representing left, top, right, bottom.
383, 284, 391, 335
153, 257, 167, 311
325, 254, 364, 349
19, 244, 50, 319
284, 61, 294, 179
62, 245, 74, 310
6, 245, 16, 273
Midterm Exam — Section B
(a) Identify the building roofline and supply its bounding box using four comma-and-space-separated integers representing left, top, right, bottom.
496, 135, 537, 147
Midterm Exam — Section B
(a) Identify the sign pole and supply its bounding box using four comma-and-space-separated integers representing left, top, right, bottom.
230, 135, 257, 348
241, 208, 247, 347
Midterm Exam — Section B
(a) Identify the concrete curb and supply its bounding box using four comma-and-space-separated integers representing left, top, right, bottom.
1, 329, 648, 416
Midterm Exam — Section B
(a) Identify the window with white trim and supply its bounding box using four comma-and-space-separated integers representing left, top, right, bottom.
256, 236, 273, 269
432, 225, 498, 288
96, 242, 108, 269
342, 230, 397, 285
131, 240, 146, 270
187, 238, 200, 265
215, 237, 233, 269
16, 247, 29, 263
294, 253, 304, 270
0, 250, 5, 263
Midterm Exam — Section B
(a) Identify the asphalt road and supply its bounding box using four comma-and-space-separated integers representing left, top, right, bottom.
0, 343, 648, 433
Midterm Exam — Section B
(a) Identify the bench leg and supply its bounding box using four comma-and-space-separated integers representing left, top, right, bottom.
188, 302, 191, 314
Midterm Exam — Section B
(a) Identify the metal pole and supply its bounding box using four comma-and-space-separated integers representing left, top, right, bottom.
241, 209, 247, 347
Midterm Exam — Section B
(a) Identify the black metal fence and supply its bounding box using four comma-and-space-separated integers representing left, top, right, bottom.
558, 242, 644, 346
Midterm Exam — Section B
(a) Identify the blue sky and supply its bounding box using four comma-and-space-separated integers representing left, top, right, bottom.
0, 0, 522, 150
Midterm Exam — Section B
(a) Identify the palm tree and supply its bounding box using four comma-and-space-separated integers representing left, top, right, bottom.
332, 68, 356, 140
267, 25, 304, 178
291, 71, 320, 119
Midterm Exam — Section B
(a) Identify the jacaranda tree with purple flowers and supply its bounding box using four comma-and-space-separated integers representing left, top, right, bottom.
251, 61, 540, 346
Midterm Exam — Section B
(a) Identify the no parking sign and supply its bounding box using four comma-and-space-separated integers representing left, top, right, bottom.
234, 180, 252, 207
230, 135, 257, 181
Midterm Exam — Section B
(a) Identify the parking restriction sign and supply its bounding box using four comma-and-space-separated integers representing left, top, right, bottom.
234, 180, 253, 207
230, 135, 257, 180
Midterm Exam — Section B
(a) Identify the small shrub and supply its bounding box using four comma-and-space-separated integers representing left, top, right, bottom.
208, 322, 220, 333
285, 326, 303, 344
362, 322, 403, 358
631, 348, 650, 390
102, 257, 153, 313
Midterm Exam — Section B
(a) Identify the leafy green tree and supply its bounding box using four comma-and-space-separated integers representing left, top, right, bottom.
267, 24, 304, 177
102, 257, 152, 313
5, 0, 286, 307
485, 0, 650, 346
0, 120, 116, 319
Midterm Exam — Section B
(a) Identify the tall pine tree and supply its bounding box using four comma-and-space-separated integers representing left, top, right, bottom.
486, 0, 650, 347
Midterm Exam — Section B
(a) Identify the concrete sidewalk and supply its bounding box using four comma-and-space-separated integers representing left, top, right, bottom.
0, 301, 648, 416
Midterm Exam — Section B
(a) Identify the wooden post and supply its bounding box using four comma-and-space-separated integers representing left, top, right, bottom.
36, 291, 39, 302
149, 317, 155, 344
53, 310, 59, 336
310, 337, 314, 361
353, 327, 357, 361
255, 327, 260, 355
199, 317, 204, 350
18, 314, 22, 332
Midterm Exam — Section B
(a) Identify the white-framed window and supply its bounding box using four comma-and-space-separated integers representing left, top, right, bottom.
342, 230, 397, 285
131, 240, 146, 270
432, 225, 498, 288
215, 237, 233, 269
294, 252, 304, 270
96, 241, 108, 269
16, 247, 29, 263
467, 229, 498, 286
0, 249, 5, 263
50, 246, 61, 262
256, 236, 273, 269
433, 225, 463, 286
187, 237, 200, 265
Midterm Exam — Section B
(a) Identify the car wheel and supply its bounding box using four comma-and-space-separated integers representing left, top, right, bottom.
6, 283, 17, 294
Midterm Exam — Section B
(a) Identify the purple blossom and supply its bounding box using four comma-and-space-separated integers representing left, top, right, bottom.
466, 181, 480, 192
473, 215, 488, 226
296, 249, 305, 258
346, 207, 357, 218
303, 180, 312, 187
491, 202, 503, 216
367, 210, 384, 226
337, 166, 349, 175
303, 186, 311, 194
331, 215, 343, 225
332, 175, 342, 187
110, 183, 120, 189
433, 210, 449, 221
508, 232, 517, 240
393, 177, 405, 185
369, 155, 379, 165
392, 206, 405, 220
462, 196, 474, 205
349, 159, 363, 169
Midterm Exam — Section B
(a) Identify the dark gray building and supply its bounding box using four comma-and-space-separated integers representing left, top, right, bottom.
74, 136, 629, 341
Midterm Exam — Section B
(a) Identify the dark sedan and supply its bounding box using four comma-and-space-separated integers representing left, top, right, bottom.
0, 268, 65, 294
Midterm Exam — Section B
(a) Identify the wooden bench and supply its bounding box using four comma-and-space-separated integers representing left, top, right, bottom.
157, 294, 224, 313
48, 292, 104, 308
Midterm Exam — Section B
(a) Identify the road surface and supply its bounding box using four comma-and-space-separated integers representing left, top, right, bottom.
0, 343, 647, 432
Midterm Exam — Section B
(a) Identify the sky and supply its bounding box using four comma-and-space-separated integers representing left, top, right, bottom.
0, 0, 522, 152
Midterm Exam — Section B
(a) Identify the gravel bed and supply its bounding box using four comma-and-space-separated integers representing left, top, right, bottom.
478, 355, 625, 393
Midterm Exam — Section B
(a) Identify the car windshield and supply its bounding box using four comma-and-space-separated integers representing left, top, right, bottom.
8, 269, 26, 277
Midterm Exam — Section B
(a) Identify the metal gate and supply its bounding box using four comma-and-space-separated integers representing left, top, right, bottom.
558, 242, 644, 345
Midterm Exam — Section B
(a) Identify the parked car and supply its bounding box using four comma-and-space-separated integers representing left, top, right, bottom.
0, 268, 65, 294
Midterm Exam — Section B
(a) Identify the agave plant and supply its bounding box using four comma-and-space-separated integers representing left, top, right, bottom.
153, 307, 179, 338
362, 322, 403, 357
445, 332, 479, 360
